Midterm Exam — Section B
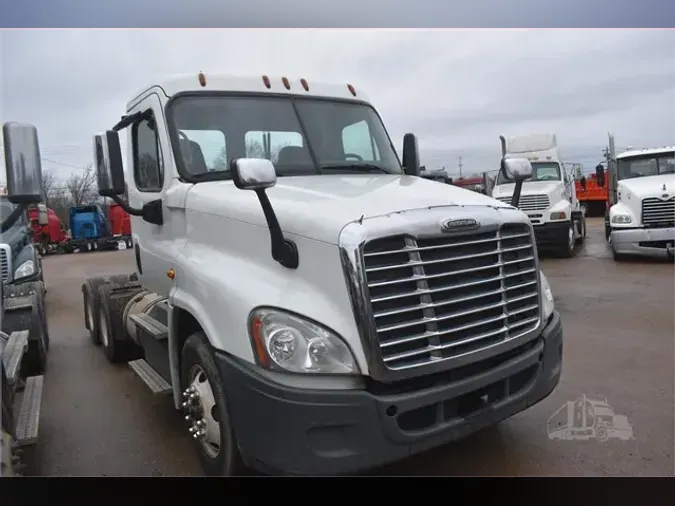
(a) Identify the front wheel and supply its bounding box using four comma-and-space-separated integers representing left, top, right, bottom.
180, 331, 248, 476
559, 222, 576, 258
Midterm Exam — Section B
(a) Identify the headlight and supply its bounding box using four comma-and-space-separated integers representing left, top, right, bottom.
540, 270, 555, 321
550, 211, 567, 220
249, 308, 359, 375
14, 260, 35, 280
611, 214, 632, 224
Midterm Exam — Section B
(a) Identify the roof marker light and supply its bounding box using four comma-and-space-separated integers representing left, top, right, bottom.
347, 84, 356, 96
198, 72, 206, 87
282, 77, 291, 90
300, 78, 309, 91
262, 75, 271, 89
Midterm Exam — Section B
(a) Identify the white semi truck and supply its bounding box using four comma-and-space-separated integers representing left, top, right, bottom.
601, 134, 675, 261
82, 73, 564, 476
491, 134, 586, 257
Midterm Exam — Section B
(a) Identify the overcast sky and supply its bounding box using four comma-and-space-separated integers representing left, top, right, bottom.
1, 29, 673, 182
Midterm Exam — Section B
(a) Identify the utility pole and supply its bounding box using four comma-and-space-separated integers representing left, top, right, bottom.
458, 156, 463, 179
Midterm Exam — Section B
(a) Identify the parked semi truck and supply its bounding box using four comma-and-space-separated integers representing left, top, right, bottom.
107, 202, 133, 250
68, 204, 120, 252
601, 134, 674, 260
491, 133, 586, 257
82, 73, 563, 476
28, 204, 70, 256
1, 121, 49, 476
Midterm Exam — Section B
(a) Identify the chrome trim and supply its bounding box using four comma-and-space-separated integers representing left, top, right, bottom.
496, 194, 550, 212
641, 196, 675, 228
0, 243, 12, 283
338, 205, 543, 383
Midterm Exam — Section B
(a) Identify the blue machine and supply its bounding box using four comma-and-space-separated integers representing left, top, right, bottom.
68, 205, 118, 253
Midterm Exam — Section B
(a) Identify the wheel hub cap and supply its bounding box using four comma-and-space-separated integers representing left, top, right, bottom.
181, 368, 221, 458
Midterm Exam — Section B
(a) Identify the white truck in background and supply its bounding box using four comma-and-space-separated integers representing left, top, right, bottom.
83, 72, 563, 476
491, 134, 586, 257
601, 133, 674, 260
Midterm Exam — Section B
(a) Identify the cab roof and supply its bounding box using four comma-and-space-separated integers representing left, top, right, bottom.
127, 73, 371, 111
617, 146, 675, 160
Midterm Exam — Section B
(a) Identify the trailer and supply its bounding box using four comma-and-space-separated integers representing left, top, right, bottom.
574, 164, 608, 217
491, 133, 587, 257
82, 72, 563, 476
1, 121, 49, 477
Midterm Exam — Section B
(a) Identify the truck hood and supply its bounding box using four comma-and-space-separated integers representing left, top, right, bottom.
491, 181, 561, 199
187, 174, 510, 244
618, 174, 675, 199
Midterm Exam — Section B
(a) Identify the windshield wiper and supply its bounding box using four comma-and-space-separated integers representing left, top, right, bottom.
320, 163, 390, 174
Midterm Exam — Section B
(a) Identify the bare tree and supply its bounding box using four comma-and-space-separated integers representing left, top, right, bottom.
65, 165, 98, 207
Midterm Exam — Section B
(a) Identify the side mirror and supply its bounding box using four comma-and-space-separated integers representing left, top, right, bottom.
93, 131, 126, 197
230, 158, 277, 190
595, 164, 605, 187
500, 157, 533, 182
2, 122, 43, 205
230, 157, 298, 269
37, 203, 49, 226
402, 133, 420, 176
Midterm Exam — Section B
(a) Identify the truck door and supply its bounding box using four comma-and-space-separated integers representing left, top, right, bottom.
126, 92, 180, 297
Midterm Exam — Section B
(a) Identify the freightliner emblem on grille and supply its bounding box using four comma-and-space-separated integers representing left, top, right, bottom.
440, 218, 480, 232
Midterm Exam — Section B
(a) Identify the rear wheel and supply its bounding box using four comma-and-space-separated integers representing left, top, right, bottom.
98, 284, 143, 363
575, 217, 587, 245
82, 274, 134, 346
180, 331, 247, 476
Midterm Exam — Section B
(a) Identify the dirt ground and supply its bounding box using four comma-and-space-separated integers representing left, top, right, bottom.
31, 217, 674, 476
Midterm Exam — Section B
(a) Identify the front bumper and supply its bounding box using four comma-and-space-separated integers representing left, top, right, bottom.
216, 311, 564, 476
532, 221, 569, 248
611, 226, 675, 258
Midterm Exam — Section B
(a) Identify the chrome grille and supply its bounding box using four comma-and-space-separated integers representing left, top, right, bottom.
0, 244, 10, 283
642, 197, 674, 228
497, 194, 550, 212
362, 224, 540, 371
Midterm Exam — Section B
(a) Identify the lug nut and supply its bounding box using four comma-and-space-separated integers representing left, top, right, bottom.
196, 419, 205, 427
184, 415, 190, 421
189, 393, 197, 399
193, 433, 199, 439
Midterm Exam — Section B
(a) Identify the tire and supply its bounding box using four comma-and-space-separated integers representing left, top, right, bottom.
575, 217, 587, 245
21, 293, 47, 377
612, 246, 628, 262
97, 284, 143, 364
180, 331, 247, 476
559, 221, 576, 258
32, 281, 49, 352
82, 274, 135, 346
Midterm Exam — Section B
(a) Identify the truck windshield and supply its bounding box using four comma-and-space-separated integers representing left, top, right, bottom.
617, 153, 675, 180
166, 94, 403, 181
495, 161, 561, 185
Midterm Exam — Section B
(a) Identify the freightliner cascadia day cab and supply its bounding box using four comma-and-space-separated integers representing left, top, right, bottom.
601, 134, 675, 260
491, 134, 587, 257
1, 121, 50, 476
82, 73, 564, 476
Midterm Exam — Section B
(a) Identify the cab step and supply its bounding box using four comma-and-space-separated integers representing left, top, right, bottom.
129, 359, 171, 394
129, 313, 168, 341
15, 375, 44, 447
2, 331, 29, 386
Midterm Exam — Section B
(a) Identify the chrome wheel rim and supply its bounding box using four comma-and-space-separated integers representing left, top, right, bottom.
183, 365, 221, 459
